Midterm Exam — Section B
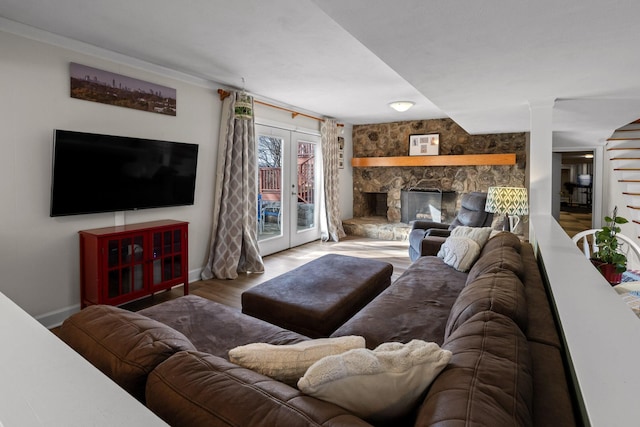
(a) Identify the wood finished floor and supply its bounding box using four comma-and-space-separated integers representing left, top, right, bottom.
122, 236, 411, 312
558, 210, 593, 238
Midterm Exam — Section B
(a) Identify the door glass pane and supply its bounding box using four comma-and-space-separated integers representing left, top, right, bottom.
153, 259, 162, 284
133, 236, 144, 262
133, 264, 144, 290
108, 240, 118, 268
108, 270, 119, 298
258, 134, 283, 240
164, 231, 172, 253
153, 232, 162, 257
173, 255, 182, 278
297, 140, 315, 231
121, 267, 131, 294
173, 230, 181, 252
163, 257, 172, 280
121, 238, 131, 263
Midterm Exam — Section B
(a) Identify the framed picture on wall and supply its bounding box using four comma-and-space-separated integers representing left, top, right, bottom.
409, 133, 439, 156
338, 137, 345, 168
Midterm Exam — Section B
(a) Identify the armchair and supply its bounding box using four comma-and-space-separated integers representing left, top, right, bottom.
408, 192, 493, 261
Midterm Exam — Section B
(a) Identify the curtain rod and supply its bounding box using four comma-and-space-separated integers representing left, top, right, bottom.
217, 89, 343, 126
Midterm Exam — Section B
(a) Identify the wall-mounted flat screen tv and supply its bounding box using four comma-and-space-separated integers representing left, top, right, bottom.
50, 130, 199, 217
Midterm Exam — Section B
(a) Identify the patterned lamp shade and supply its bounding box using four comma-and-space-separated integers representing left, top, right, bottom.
485, 187, 529, 215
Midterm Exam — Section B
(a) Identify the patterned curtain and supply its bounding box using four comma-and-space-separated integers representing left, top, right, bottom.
201, 91, 264, 279
321, 119, 346, 242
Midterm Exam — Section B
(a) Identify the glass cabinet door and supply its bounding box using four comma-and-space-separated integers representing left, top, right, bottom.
106, 234, 145, 300
152, 227, 183, 287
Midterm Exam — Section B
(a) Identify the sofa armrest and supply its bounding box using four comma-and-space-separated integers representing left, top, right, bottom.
424, 228, 451, 238
411, 220, 449, 231
58, 305, 196, 402
420, 236, 447, 256
147, 351, 373, 427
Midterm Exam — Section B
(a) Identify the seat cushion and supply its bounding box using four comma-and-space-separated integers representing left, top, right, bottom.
139, 295, 308, 357
331, 256, 468, 348
58, 304, 196, 402
417, 311, 533, 427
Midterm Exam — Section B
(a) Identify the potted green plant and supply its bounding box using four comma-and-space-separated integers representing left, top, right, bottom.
593, 206, 629, 285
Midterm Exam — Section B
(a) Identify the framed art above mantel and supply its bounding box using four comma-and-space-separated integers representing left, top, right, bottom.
409, 133, 439, 156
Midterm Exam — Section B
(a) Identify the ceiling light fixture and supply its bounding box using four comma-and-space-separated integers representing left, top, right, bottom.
584, 153, 594, 159
389, 101, 415, 112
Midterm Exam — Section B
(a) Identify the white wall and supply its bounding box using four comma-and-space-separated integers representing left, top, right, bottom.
0, 30, 354, 326
0, 30, 220, 325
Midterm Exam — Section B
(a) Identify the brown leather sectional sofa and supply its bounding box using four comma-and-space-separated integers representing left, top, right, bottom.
58, 232, 577, 426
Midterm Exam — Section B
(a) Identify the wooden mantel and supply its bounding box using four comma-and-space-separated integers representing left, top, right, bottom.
351, 153, 516, 167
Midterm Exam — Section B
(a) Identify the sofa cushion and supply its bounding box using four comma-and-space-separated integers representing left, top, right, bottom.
437, 236, 481, 272
138, 295, 309, 357
481, 231, 522, 257
146, 351, 372, 427
417, 311, 533, 427
228, 335, 365, 386
331, 256, 468, 348
298, 340, 451, 424
450, 225, 493, 248
58, 304, 196, 402
445, 270, 528, 339
528, 341, 577, 426
466, 244, 524, 283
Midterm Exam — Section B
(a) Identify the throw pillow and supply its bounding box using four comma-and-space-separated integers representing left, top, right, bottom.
437, 236, 481, 272
297, 339, 452, 424
450, 226, 493, 249
228, 335, 365, 386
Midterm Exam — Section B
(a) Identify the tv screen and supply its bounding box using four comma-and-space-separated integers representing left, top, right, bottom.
50, 130, 198, 216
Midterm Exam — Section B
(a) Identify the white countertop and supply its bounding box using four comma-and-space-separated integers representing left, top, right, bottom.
0, 292, 168, 427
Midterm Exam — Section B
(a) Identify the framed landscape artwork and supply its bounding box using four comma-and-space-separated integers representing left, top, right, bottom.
409, 133, 439, 156
69, 63, 177, 116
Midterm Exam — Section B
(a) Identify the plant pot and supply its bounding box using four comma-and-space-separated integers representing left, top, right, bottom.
591, 259, 623, 285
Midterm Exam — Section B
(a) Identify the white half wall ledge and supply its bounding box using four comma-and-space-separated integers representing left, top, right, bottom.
532, 214, 640, 426
0, 291, 168, 426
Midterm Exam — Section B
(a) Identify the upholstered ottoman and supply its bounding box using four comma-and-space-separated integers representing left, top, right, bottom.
241, 254, 393, 338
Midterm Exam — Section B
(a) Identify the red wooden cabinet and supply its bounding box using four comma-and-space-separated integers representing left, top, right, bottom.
79, 220, 188, 308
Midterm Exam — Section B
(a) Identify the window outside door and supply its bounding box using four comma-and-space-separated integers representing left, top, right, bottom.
256, 124, 320, 255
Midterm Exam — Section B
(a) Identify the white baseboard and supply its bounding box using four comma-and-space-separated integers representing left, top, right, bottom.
39, 268, 202, 330
37, 304, 81, 330
189, 267, 202, 284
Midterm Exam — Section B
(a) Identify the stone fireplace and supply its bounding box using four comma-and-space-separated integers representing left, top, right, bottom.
344, 118, 527, 241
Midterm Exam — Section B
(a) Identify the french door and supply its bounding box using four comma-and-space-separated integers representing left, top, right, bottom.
256, 124, 321, 255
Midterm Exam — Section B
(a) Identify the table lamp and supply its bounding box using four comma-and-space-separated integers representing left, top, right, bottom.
484, 187, 529, 232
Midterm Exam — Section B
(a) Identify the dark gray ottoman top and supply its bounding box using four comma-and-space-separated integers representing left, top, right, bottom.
241, 254, 393, 338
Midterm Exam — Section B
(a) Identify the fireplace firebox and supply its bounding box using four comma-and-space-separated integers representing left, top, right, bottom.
362, 192, 387, 217
401, 189, 456, 224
